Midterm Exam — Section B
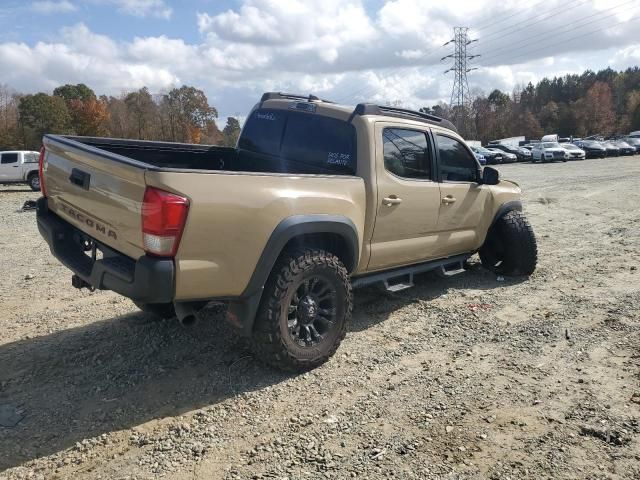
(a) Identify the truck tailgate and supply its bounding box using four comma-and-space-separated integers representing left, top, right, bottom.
43, 136, 148, 259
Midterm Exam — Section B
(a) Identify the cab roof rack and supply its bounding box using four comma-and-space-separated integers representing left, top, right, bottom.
353, 103, 457, 133
260, 92, 334, 103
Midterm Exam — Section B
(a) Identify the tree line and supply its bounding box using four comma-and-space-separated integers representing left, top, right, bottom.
0, 83, 242, 151
422, 67, 640, 143
2, 66, 639, 150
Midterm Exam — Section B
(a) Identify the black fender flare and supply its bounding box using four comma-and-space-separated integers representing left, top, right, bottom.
227, 214, 359, 336
489, 200, 522, 229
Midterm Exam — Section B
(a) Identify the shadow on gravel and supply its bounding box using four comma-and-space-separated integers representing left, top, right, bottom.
0, 262, 524, 471
350, 261, 527, 332
0, 188, 33, 193
0, 305, 291, 471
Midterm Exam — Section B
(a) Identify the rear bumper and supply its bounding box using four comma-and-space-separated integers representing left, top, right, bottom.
36, 197, 175, 303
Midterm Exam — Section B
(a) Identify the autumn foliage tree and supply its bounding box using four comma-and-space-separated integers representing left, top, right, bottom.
53, 83, 109, 136
575, 82, 616, 136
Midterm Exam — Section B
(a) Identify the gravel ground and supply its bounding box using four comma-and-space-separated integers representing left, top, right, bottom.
1, 157, 639, 480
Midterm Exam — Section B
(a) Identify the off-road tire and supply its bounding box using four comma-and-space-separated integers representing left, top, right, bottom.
28, 173, 40, 191
250, 249, 352, 372
480, 210, 537, 276
134, 301, 176, 319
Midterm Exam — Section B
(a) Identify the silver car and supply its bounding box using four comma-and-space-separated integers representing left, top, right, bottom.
560, 143, 586, 160
531, 142, 570, 163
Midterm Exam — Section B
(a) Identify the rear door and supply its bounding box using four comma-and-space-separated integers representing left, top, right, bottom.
43, 137, 149, 259
368, 123, 442, 270
0, 152, 20, 181
433, 133, 489, 257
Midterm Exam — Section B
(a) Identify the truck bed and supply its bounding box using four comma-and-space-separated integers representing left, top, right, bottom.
40, 134, 366, 301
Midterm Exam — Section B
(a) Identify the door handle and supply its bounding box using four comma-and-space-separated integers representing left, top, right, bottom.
441, 195, 456, 205
382, 196, 402, 206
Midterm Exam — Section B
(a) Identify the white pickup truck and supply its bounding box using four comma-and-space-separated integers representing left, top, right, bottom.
0, 151, 42, 190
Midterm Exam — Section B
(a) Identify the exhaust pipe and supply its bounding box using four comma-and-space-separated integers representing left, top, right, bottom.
174, 302, 199, 327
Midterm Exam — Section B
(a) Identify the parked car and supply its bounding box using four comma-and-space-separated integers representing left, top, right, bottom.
488, 148, 517, 163
531, 142, 569, 163
489, 143, 530, 162
622, 137, 640, 153
36, 92, 537, 371
613, 140, 636, 156
0, 150, 42, 190
560, 143, 586, 160
471, 146, 505, 165
473, 152, 487, 165
601, 141, 620, 157
575, 140, 607, 158
517, 147, 533, 161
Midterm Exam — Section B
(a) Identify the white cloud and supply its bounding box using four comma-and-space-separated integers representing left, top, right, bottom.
2, 0, 640, 119
31, 1, 77, 14
101, 0, 172, 19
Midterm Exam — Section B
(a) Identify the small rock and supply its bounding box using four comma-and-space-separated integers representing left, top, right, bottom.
445, 426, 454, 433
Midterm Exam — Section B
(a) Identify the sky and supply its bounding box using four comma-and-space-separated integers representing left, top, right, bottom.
0, 0, 639, 124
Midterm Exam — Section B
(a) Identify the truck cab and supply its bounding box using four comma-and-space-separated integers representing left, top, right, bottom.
0, 151, 42, 190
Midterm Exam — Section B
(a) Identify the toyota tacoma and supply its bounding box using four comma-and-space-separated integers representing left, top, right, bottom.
36, 92, 537, 371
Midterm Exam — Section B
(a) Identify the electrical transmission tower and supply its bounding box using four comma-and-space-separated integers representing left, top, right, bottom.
441, 27, 479, 136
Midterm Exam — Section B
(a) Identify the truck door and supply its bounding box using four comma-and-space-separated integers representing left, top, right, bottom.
0, 152, 20, 181
433, 133, 489, 257
368, 123, 442, 271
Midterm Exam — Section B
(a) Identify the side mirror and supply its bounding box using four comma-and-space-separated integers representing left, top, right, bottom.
482, 166, 500, 185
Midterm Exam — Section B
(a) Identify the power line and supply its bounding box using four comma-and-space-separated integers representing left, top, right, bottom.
479, 1, 637, 63
469, 0, 591, 50
480, 9, 639, 66
334, 1, 586, 104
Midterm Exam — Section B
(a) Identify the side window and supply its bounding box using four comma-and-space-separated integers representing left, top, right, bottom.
436, 135, 478, 183
1, 153, 19, 164
24, 153, 38, 163
382, 128, 431, 179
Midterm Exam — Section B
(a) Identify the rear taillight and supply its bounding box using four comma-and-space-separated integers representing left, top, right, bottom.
38, 147, 46, 196
141, 187, 189, 257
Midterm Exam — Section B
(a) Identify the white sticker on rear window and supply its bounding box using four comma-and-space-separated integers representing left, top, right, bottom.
256, 112, 276, 121
327, 152, 351, 166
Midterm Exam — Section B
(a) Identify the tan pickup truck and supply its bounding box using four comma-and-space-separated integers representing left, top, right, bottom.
36, 92, 537, 371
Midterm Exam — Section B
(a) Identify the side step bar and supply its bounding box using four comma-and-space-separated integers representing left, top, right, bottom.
351, 254, 470, 291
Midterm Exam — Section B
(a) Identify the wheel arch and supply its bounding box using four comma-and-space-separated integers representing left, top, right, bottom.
227, 215, 359, 336
489, 200, 522, 229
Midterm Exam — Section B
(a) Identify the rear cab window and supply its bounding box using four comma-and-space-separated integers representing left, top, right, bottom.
1, 153, 19, 164
382, 128, 432, 179
238, 108, 357, 175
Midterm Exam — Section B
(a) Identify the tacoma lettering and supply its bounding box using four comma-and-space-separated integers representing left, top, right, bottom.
59, 203, 117, 240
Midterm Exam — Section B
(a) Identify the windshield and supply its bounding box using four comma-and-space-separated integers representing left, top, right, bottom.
625, 138, 640, 145
563, 144, 578, 150
542, 142, 560, 148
